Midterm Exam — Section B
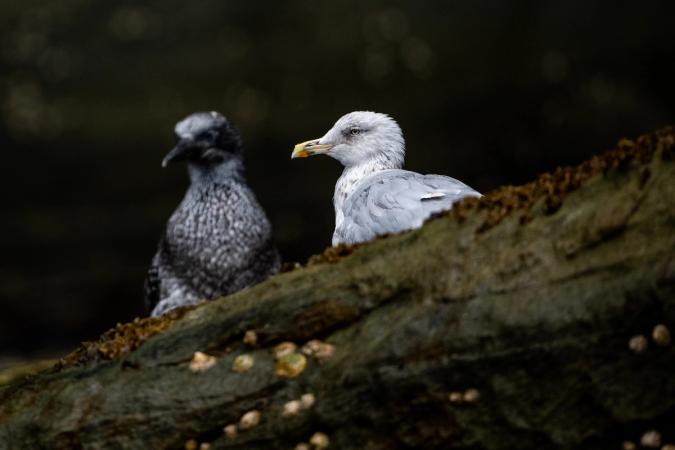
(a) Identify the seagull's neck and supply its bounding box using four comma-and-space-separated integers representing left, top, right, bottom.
188, 158, 246, 185
334, 157, 400, 220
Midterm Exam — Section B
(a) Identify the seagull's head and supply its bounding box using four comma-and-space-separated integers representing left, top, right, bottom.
162, 111, 242, 168
292, 111, 405, 169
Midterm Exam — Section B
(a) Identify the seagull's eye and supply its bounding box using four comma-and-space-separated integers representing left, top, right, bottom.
350, 127, 361, 136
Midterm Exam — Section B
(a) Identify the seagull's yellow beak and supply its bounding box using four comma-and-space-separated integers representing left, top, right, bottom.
291, 139, 334, 159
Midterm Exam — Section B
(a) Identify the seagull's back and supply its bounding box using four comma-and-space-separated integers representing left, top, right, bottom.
334, 169, 481, 245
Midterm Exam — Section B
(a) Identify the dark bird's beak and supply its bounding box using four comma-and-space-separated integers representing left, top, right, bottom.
291, 139, 334, 159
162, 138, 195, 168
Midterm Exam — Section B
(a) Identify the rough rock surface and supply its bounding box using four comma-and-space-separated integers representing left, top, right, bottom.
0, 127, 674, 450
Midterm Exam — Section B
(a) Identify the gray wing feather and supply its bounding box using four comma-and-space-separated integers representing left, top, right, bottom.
335, 170, 480, 245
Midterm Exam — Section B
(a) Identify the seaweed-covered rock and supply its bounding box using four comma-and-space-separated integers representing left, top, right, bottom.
0, 126, 674, 450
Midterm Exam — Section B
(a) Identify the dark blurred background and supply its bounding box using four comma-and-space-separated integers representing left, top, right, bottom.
1, 0, 674, 361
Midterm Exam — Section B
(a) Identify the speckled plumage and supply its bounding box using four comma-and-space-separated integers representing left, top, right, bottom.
145, 112, 280, 316
293, 111, 481, 245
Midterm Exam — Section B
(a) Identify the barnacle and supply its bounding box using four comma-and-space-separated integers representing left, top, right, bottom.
243, 330, 258, 346
189, 351, 216, 372
640, 430, 662, 448
239, 410, 261, 430
232, 354, 254, 373
274, 342, 298, 359
302, 340, 335, 363
282, 400, 303, 417
628, 335, 648, 354
275, 353, 307, 378
300, 393, 316, 410
302, 340, 322, 356
223, 424, 237, 438
463, 388, 480, 403
448, 392, 463, 404
652, 324, 671, 346
309, 432, 330, 449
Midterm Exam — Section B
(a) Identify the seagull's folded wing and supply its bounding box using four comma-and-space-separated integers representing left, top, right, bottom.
336, 170, 480, 244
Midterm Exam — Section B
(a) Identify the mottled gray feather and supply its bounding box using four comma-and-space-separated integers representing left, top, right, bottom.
145, 113, 280, 316
146, 178, 280, 316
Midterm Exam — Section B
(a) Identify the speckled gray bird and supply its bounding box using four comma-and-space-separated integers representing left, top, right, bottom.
145, 111, 280, 316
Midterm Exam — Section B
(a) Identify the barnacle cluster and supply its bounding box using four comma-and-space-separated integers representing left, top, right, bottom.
184, 439, 210, 450
220, 410, 263, 441
629, 324, 671, 354
281, 392, 316, 417
448, 388, 480, 405
302, 339, 335, 364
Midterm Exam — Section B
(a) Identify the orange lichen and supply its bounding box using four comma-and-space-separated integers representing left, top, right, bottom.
55, 304, 199, 370
280, 261, 303, 273
307, 243, 363, 266
444, 127, 675, 232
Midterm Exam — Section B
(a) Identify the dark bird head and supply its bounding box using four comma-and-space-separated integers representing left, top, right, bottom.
162, 111, 243, 168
